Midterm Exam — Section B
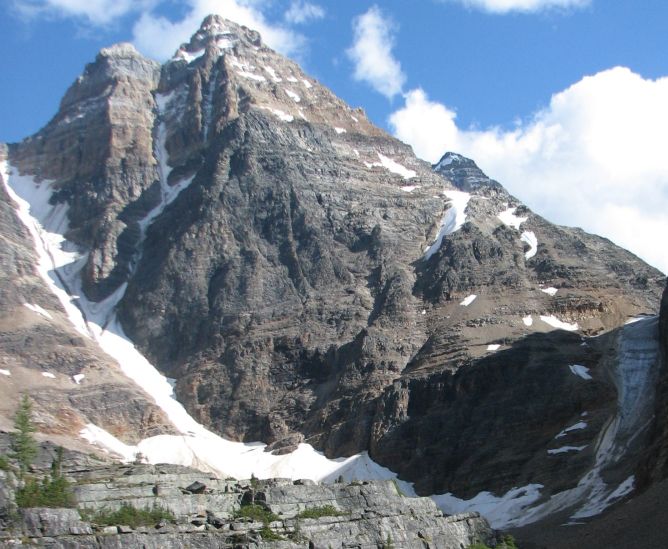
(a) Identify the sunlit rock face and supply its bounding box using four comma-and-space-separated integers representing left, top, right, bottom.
1, 14, 665, 527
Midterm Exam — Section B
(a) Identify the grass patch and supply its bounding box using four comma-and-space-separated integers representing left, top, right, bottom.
468, 535, 518, 549
84, 503, 175, 528
0, 455, 10, 471
234, 504, 278, 525
296, 505, 345, 519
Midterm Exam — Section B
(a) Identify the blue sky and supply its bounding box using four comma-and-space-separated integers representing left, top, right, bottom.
2, 0, 668, 274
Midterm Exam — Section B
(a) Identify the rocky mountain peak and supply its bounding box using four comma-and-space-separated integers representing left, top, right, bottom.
433, 151, 502, 192
173, 14, 261, 60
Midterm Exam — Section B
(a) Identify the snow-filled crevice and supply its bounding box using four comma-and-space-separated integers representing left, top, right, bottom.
423, 190, 471, 260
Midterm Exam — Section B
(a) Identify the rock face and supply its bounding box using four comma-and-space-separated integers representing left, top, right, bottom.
0, 451, 496, 548
1, 13, 665, 528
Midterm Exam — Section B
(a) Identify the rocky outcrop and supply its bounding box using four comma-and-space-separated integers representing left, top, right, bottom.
1, 14, 665, 527
0, 451, 496, 548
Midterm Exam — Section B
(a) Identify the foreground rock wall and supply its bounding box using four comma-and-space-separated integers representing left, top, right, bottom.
0, 459, 495, 548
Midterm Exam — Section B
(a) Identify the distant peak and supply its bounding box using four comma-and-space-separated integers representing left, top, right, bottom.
433, 152, 502, 192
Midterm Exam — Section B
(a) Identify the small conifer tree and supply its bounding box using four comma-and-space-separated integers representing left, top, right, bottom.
11, 395, 37, 474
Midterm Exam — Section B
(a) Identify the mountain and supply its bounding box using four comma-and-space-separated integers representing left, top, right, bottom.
0, 14, 665, 534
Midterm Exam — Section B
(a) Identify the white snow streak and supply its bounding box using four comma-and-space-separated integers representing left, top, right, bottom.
24, 303, 53, 320
285, 89, 301, 102
523, 315, 534, 327
264, 66, 282, 82
260, 107, 294, 122
521, 231, 538, 259
334, 127, 347, 134
540, 315, 579, 332
556, 421, 588, 438
460, 294, 477, 307
42, 372, 56, 379
541, 287, 559, 296
73, 374, 85, 385
487, 344, 501, 351
400, 185, 420, 192
548, 445, 587, 455
0, 369, 10, 376
365, 153, 416, 180
423, 190, 471, 260
498, 207, 527, 230
569, 365, 592, 380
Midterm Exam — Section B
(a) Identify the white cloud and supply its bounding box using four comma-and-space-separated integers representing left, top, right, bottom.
284, 0, 325, 24
346, 5, 405, 99
132, 0, 306, 61
11, 0, 154, 24
445, 0, 590, 13
389, 68, 668, 274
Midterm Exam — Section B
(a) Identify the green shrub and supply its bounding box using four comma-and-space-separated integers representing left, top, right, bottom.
234, 504, 278, 525
16, 475, 75, 508
296, 505, 345, 519
259, 525, 284, 540
15, 448, 74, 508
87, 503, 175, 528
0, 455, 10, 471
467, 535, 518, 549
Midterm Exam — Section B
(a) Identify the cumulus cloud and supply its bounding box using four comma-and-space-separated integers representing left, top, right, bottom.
346, 5, 405, 99
444, 0, 590, 13
284, 0, 325, 24
390, 68, 668, 273
132, 0, 306, 60
11, 0, 154, 25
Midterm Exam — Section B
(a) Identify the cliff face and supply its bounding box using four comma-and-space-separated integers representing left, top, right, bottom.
0, 442, 495, 548
1, 14, 665, 528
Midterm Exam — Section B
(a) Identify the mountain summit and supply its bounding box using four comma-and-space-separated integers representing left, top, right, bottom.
0, 15, 665, 533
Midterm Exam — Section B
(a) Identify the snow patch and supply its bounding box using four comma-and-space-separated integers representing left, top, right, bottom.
302, 79, 313, 89
541, 287, 559, 296
556, 422, 588, 438
24, 303, 53, 320
42, 372, 56, 379
487, 344, 501, 351
285, 89, 301, 102
365, 153, 416, 180
521, 231, 538, 259
175, 49, 205, 64
523, 315, 533, 327
72, 374, 85, 385
264, 66, 282, 82
286, 76, 298, 83
334, 127, 346, 134
0, 369, 10, 376
433, 484, 544, 530
237, 71, 266, 82
260, 107, 294, 122
548, 445, 588, 455
569, 365, 592, 380
460, 294, 477, 307
498, 207, 527, 230
423, 191, 471, 260
540, 315, 579, 332
400, 185, 420, 192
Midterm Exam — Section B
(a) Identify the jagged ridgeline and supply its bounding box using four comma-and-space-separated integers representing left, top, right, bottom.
0, 13, 665, 533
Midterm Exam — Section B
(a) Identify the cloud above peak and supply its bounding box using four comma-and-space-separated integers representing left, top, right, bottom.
390, 67, 668, 273
347, 6, 406, 99
443, 0, 590, 14
11, 0, 154, 25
